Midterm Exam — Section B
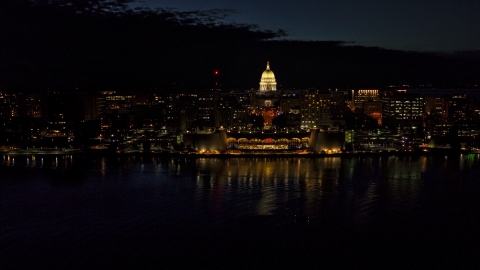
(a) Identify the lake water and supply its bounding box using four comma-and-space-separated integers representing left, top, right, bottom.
2, 154, 480, 268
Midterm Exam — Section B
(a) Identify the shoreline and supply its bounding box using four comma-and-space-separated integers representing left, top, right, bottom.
1, 148, 480, 158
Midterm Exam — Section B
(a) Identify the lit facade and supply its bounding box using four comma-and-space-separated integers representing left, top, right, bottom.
45, 113, 67, 137
259, 61, 277, 91
382, 91, 424, 134
185, 127, 345, 153
300, 90, 346, 129
104, 93, 133, 109
363, 100, 382, 125
352, 89, 379, 110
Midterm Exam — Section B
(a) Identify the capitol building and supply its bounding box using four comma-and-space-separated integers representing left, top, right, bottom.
259, 61, 277, 92
253, 62, 282, 125
182, 61, 346, 154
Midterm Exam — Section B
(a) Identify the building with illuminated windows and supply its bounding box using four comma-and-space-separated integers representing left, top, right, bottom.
183, 62, 345, 153
382, 90, 424, 135
443, 94, 479, 142
300, 90, 332, 128
184, 126, 344, 154
0, 92, 18, 118
300, 89, 346, 129
352, 89, 379, 110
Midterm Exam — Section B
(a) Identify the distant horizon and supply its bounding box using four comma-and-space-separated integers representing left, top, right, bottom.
136, 0, 480, 52
1, 85, 480, 93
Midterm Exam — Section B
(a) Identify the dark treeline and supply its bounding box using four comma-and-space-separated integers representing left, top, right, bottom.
1, 0, 479, 90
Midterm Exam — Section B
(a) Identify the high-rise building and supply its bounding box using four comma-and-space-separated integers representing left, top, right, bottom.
197, 91, 218, 127
300, 90, 333, 129
352, 89, 379, 110
330, 91, 347, 127
425, 97, 445, 117
382, 91, 424, 134
83, 94, 105, 121
18, 93, 42, 118
230, 107, 249, 129
0, 92, 18, 118
445, 94, 474, 123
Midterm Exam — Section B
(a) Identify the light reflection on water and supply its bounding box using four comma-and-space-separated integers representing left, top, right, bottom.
2, 154, 480, 227
199, 155, 468, 229
2, 154, 480, 268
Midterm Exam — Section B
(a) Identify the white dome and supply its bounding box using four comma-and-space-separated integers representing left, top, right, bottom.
259, 61, 277, 91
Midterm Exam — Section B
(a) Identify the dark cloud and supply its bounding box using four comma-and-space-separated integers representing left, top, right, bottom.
1, 0, 479, 89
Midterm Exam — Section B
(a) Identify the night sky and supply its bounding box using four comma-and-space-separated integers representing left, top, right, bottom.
137, 0, 480, 52
1, 0, 479, 88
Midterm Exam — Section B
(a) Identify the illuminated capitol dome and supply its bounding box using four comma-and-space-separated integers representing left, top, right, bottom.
259, 61, 277, 91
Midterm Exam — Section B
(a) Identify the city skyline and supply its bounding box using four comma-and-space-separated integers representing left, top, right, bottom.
3, 2, 480, 267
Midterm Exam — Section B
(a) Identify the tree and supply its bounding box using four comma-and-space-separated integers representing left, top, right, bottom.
249, 115, 264, 129
272, 114, 287, 128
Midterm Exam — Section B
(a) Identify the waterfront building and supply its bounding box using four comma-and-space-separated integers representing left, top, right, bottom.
230, 107, 250, 130
216, 94, 244, 128
445, 94, 474, 122
18, 93, 42, 118
0, 92, 18, 118
44, 113, 68, 138
382, 91, 424, 135
184, 126, 344, 153
99, 110, 131, 140
197, 91, 218, 127
444, 94, 479, 146
40, 92, 85, 144
298, 89, 346, 129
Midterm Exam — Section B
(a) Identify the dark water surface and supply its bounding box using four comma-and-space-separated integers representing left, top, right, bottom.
2, 155, 480, 268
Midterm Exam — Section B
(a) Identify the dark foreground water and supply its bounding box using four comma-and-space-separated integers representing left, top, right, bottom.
2, 154, 480, 269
